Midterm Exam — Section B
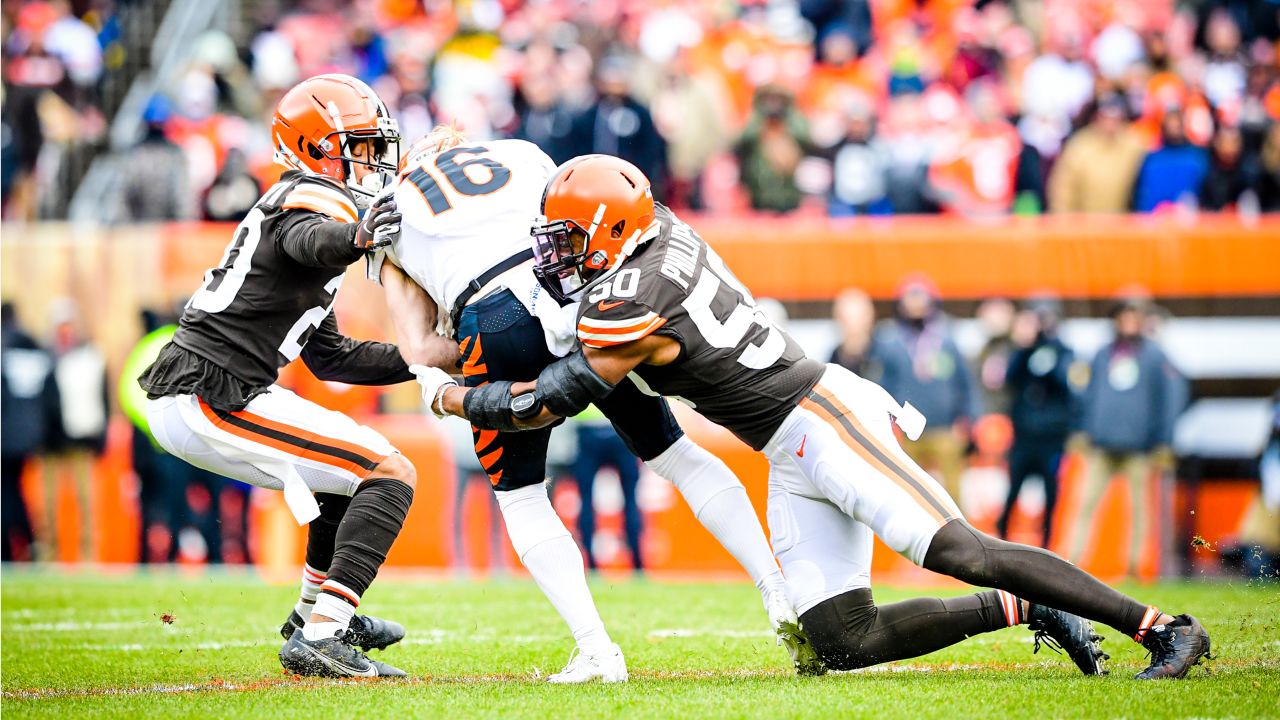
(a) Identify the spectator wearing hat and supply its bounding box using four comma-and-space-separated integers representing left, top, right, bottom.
871, 279, 978, 509
1048, 96, 1147, 213
1070, 294, 1184, 576
996, 298, 1077, 547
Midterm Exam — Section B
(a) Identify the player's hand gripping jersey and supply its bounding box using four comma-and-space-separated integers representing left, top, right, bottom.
575, 204, 825, 450
386, 139, 573, 348
140, 173, 411, 410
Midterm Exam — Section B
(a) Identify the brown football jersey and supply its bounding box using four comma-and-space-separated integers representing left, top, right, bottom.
575, 204, 823, 450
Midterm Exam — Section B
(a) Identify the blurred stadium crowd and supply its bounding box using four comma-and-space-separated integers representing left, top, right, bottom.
5, 0, 1280, 220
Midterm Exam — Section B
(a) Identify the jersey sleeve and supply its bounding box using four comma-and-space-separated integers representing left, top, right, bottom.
280, 178, 359, 224
576, 298, 668, 349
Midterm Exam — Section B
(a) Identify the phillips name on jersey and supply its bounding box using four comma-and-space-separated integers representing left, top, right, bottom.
575, 204, 824, 450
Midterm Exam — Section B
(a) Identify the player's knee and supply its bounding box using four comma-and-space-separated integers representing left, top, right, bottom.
800, 589, 881, 671
369, 454, 416, 489
922, 519, 995, 585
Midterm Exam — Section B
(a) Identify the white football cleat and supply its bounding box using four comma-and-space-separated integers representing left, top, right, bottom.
766, 589, 827, 677
546, 644, 628, 684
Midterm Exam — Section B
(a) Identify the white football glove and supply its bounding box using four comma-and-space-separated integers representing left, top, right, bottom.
410, 364, 458, 418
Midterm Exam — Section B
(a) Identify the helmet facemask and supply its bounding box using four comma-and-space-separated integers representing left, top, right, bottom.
532, 219, 598, 304
326, 114, 401, 208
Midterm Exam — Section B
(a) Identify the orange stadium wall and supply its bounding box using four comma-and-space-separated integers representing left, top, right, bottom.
3, 216, 1277, 579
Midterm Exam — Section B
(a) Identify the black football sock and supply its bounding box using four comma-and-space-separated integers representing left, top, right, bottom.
317, 478, 414, 616
800, 587, 1023, 670
305, 493, 352, 573
923, 519, 1158, 641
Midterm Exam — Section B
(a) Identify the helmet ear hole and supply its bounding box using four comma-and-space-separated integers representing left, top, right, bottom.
611, 220, 625, 238
306, 143, 325, 161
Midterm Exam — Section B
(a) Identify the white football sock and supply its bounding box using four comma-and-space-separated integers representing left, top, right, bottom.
305, 580, 358, 640
295, 563, 326, 621
646, 436, 784, 597
497, 483, 613, 656
301, 621, 344, 641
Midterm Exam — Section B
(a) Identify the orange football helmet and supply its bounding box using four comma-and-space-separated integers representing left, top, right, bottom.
271, 74, 400, 205
532, 154, 656, 302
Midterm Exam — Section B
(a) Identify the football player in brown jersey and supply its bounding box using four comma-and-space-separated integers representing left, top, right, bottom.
377, 130, 820, 681
425, 155, 1211, 680
141, 74, 456, 677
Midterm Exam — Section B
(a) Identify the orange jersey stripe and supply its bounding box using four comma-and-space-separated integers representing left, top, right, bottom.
800, 389, 953, 526
283, 188, 358, 223
579, 318, 668, 348
808, 384, 959, 521
577, 317, 667, 336
198, 401, 383, 478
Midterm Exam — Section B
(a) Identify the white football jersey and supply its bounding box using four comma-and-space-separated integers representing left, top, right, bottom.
385, 138, 576, 353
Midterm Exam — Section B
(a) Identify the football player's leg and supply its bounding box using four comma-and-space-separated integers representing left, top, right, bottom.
486, 427, 623, 678
147, 393, 411, 676
459, 291, 623, 682
600, 381, 788, 611
796, 368, 1205, 678
765, 476, 1082, 671
291, 493, 351, 624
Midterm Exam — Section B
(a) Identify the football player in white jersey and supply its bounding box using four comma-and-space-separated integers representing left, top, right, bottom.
373, 127, 821, 682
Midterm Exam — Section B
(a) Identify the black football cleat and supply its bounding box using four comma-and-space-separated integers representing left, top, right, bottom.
1027, 603, 1109, 676
1134, 614, 1211, 680
279, 628, 407, 678
279, 610, 406, 652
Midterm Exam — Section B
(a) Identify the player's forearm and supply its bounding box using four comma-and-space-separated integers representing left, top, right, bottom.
303, 338, 414, 385
381, 261, 456, 369
438, 385, 559, 430
279, 214, 363, 268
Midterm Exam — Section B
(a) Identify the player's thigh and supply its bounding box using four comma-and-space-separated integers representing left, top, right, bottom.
456, 289, 557, 386
471, 422, 554, 492
595, 378, 683, 461
767, 456, 873, 615
776, 368, 962, 565
150, 391, 394, 497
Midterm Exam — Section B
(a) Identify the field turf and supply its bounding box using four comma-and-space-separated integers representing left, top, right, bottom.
1, 568, 1277, 718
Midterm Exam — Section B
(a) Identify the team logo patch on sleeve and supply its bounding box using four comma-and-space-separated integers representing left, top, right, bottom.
282, 181, 358, 223
577, 310, 667, 349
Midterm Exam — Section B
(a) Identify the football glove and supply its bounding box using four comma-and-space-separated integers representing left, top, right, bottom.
355, 192, 401, 251
409, 364, 458, 418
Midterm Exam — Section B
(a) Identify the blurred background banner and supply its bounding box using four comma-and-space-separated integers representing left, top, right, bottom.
2, 0, 1278, 582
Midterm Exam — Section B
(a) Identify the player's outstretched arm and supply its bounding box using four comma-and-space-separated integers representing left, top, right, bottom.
380, 261, 460, 370
436, 334, 679, 430
300, 313, 416, 385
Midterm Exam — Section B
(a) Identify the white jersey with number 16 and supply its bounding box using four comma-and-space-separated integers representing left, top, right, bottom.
388, 139, 558, 321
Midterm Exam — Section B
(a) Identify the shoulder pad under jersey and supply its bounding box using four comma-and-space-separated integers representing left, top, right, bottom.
280, 177, 358, 224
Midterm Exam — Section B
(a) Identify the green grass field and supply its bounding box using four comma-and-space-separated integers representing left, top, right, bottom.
1, 569, 1277, 719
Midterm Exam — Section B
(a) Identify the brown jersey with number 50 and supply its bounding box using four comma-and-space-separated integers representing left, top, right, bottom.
575, 204, 824, 450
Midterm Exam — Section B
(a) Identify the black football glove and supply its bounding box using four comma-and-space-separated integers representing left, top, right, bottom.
354, 193, 401, 251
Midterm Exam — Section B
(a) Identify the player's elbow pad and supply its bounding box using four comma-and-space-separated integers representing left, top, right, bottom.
536, 352, 615, 418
